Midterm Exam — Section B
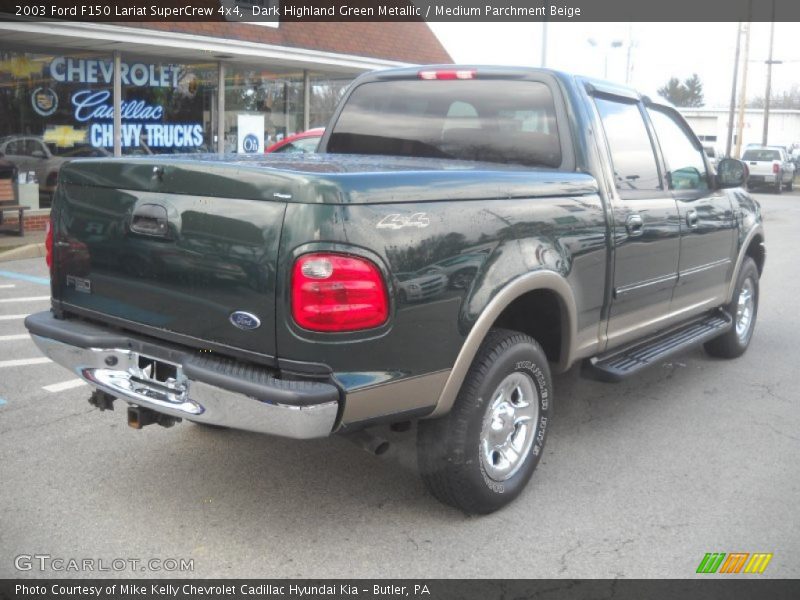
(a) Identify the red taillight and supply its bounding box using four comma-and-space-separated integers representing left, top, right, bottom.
45, 218, 53, 271
773, 163, 780, 174
291, 253, 389, 332
418, 69, 476, 80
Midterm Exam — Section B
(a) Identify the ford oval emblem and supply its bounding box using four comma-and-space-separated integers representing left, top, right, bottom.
229, 311, 261, 331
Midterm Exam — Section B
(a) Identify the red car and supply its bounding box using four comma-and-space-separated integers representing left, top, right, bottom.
265, 128, 324, 154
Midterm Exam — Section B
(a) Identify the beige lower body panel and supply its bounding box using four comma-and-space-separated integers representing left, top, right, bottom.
340, 369, 450, 426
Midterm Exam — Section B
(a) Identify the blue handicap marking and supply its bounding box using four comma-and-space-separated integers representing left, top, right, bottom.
0, 270, 50, 286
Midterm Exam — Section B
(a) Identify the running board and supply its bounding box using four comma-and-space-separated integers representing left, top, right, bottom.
583, 311, 733, 382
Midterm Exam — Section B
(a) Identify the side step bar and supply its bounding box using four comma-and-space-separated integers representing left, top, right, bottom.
583, 310, 733, 382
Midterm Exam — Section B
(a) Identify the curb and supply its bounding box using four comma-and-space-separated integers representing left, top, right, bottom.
0, 243, 46, 263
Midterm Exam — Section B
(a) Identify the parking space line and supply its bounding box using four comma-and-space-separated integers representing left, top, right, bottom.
0, 314, 29, 321
0, 284, 15, 289
42, 379, 87, 393
0, 270, 50, 286
0, 296, 50, 303
0, 334, 30, 341
0, 357, 51, 368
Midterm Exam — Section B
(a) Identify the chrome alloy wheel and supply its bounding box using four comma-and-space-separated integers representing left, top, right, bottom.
479, 371, 539, 482
735, 278, 755, 342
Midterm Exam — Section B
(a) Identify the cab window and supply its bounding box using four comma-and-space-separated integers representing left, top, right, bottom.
648, 108, 709, 192
594, 97, 662, 196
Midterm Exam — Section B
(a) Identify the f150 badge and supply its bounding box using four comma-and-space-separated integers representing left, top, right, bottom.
65, 275, 91, 294
376, 212, 430, 230
229, 311, 261, 331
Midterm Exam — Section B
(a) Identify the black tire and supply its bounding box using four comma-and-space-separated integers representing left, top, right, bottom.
787, 178, 794, 192
417, 328, 552, 514
704, 257, 759, 359
775, 175, 783, 194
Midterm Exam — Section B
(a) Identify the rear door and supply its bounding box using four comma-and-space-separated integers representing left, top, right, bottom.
646, 105, 735, 315
592, 95, 681, 349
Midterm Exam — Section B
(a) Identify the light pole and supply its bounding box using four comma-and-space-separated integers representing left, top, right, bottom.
588, 38, 624, 79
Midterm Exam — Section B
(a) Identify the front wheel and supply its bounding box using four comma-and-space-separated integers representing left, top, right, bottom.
417, 328, 552, 514
704, 257, 759, 358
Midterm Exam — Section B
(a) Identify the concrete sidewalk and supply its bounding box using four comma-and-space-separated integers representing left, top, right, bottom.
0, 231, 46, 262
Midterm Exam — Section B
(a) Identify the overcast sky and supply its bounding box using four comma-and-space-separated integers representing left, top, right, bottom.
429, 22, 800, 107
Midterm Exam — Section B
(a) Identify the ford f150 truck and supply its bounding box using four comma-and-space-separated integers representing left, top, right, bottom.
26, 67, 764, 514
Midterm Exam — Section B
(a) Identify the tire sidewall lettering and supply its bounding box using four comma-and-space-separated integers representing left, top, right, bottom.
477, 354, 551, 493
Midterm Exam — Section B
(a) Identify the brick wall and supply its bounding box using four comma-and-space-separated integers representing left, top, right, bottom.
2, 212, 49, 233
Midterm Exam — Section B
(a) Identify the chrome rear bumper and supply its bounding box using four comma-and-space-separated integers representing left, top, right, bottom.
27, 314, 339, 439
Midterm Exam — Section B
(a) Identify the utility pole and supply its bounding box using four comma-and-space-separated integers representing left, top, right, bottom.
726, 23, 742, 158
735, 19, 751, 158
762, 2, 779, 145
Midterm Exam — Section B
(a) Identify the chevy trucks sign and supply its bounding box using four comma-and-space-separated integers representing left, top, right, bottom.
41, 56, 204, 150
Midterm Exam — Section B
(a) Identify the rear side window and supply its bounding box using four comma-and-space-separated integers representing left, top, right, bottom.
594, 97, 662, 196
327, 80, 562, 168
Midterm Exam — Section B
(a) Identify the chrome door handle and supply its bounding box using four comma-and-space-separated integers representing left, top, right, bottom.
686, 209, 699, 229
625, 214, 644, 237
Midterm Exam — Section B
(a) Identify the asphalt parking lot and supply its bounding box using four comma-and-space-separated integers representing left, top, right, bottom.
1, 191, 798, 579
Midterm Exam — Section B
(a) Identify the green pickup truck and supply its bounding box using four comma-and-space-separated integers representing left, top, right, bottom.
26, 66, 764, 514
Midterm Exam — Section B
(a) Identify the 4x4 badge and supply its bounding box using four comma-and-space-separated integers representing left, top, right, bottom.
229, 311, 261, 331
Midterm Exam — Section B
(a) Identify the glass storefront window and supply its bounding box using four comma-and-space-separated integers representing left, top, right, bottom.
0, 46, 111, 207
119, 55, 217, 156
0, 40, 363, 210
309, 73, 352, 130
224, 66, 305, 153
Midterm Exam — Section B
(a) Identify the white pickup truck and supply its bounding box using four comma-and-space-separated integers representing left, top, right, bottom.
742, 146, 795, 193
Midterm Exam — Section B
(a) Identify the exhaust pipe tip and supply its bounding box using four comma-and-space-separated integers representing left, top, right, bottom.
345, 430, 390, 456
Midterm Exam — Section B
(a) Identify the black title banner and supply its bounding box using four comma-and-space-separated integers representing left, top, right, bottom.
1, 0, 799, 22
3, 580, 800, 600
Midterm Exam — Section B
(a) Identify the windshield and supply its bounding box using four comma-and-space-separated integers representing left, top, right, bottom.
327, 79, 562, 168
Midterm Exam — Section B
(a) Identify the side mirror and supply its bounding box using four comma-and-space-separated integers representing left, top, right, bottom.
717, 158, 748, 189
31, 150, 47, 159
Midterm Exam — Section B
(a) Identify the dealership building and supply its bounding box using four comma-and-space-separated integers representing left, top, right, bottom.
681, 107, 800, 157
0, 18, 451, 229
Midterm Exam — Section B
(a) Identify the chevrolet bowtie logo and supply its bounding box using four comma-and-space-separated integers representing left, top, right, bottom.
0, 56, 43, 79
43, 125, 87, 148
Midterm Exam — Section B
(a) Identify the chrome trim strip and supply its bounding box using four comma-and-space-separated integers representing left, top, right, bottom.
615, 273, 678, 298
431, 270, 577, 418
30, 335, 338, 439
678, 258, 731, 281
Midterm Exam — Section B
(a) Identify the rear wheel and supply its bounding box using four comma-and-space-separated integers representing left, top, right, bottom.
775, 175, 783, 194
704, 257, 759, 359
417, 328, 552, 514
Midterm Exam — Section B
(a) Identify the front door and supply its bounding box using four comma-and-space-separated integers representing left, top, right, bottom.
646, 105, 736, 317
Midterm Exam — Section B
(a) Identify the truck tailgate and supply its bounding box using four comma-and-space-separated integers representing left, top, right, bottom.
53, 161, 287, 361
